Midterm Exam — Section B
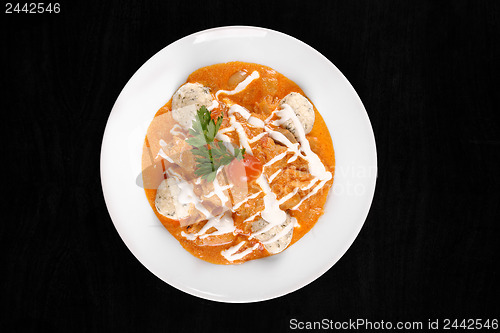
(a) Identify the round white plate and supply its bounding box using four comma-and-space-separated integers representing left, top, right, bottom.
101, 26, 377, 303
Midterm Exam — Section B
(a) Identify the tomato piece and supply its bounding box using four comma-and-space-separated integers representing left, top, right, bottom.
227, 155, 263, 184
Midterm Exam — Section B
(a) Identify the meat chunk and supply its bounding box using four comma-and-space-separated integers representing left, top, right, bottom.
157, 136, 196, 179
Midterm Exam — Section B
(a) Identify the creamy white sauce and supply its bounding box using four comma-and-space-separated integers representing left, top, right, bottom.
203, 167, 232, 206
215, 71, 260, 99
301, 177, 319, 191
207, 99, 219, 111
291, 176, 331, 211
255, 174, 287, 225
263, 151, 288, 168
248, 116, 265, 128
156, 140, 175, 162
261, 130, 301, 165
156, 148, 174, 163
221, 241, 260, 261
243, 211, 261, 223
226, 104, 255, 155
265, 129, 294, 148
204, 184, 233, 203
181, 212, 235, 240
217, 104, 266, 156
176, 180, 213, 219
230, 115, 253, 155
156, 139, 179, 163
227, 103, 265, 129
218, 127, 234, 134
166, 168, 213, 220
170, 124, 186, 138
232, 191, 262, 211
166, 168, 183, 180
248, 132, 267, 143
229, 104, 252, 120
272, 104, 331, 180
268, 169, 282, 183
277, 187, 299, 205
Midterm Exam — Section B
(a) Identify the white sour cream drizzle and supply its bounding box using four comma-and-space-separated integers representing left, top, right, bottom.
232, 191, 262, 211
277, 187, 300, 205
218, 127, 233, 134
203, 167, 232, 206
255, 174, 287, 224
268, 169, 281, 183
155, 139, 173, 162
181, 212, 235, 241
301, 177, 319, 191
207, 99, 219, 111
156, 148, 174, 163
248, 116, 265, 128
215, 131, 235, 155
166, 168, 213, 220
217, 104, 269, 157
170, 124, 186, 138
272, 104, 331, 180
248, 132, 267, 143
215, 71, 260, 99
229, 114, 253, 155
221, 241, 260, 262
243, 211, 261, 223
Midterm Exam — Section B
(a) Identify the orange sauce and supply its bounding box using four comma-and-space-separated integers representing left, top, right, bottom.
142, 62, 335, 264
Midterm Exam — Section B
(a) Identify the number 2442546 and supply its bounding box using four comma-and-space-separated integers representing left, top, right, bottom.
5, 3, 61, 14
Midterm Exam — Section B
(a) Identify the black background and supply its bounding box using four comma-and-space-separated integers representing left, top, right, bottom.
2, 0, 499, 332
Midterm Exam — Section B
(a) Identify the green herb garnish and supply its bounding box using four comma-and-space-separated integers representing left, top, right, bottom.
186, 106, 245, 182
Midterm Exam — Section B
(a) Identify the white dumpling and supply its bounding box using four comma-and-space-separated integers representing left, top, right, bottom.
155, 177, 192, 220
171, 83, 213, 129
251, 214, 294, 254
279, 92, 315, 136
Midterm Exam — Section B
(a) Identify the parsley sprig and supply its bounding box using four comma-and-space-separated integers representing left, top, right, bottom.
186, 106, 245, 182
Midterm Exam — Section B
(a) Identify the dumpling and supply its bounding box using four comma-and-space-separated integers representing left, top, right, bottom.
171, 83, 213, 129
155, 177, 192, 220
279, 92, 315, 136
251, 214, 294, 254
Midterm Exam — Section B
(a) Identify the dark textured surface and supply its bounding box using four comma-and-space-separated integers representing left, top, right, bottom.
2, 1, 499, 331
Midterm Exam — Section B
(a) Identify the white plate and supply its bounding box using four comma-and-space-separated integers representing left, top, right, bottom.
101, 26, 377, 303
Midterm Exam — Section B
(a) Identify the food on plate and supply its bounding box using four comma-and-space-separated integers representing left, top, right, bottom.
142, 62, 335, 264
